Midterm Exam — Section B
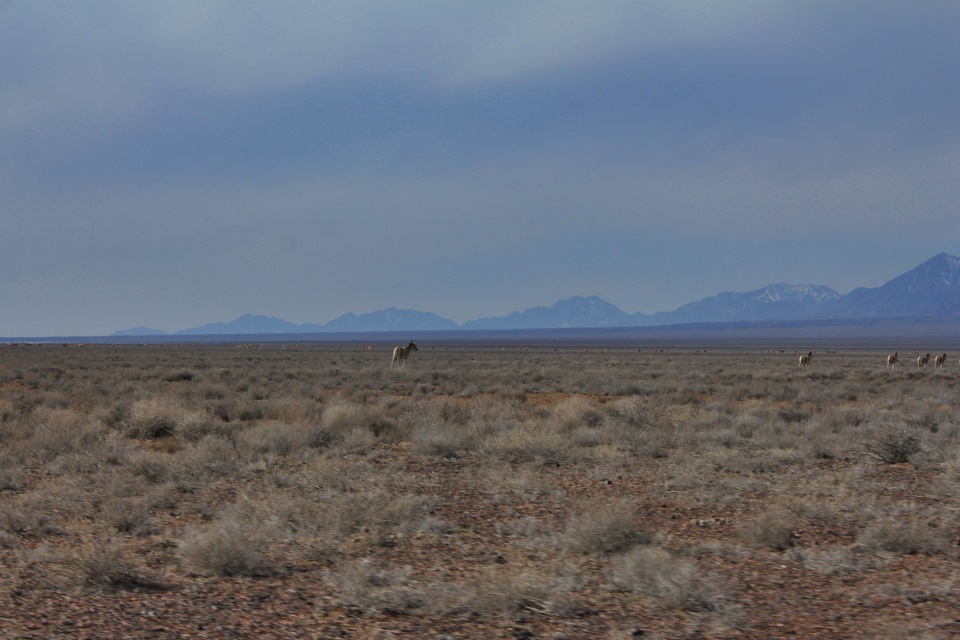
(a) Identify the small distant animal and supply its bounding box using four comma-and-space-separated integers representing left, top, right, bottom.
799, 351, 813, 368
886, 352, 898, 368
918, 353, 931, 368
390, 341, 419, 369
935, 353, 947, 369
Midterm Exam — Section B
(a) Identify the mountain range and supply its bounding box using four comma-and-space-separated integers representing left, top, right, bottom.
114, 253, 960, 336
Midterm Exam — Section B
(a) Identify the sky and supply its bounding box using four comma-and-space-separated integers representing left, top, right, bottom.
2, 1, 959, 336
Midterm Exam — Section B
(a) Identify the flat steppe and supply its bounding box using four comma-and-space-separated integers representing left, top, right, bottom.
0, 342, 958, 638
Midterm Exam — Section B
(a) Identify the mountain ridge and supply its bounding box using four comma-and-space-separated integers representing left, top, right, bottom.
115, 253, 960, 336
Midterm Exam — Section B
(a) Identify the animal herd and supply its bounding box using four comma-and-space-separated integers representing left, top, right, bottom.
881, 351, 951, 369
387, 343, 954, 373
798, 350, 952, 370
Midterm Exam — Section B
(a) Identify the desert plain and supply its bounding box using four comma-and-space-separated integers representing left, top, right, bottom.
0, 340, 959, 638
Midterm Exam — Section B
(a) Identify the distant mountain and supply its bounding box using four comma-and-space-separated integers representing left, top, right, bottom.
821, 253, 960, 318
111, 253, 960, 336
323, 308, 458, 332
112, 326, 169, 337
462, 296, 639, 330
173, 314, 303, 335
654, 284, 841, 325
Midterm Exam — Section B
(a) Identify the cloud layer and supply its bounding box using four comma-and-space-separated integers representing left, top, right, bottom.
1, 2, 958, 335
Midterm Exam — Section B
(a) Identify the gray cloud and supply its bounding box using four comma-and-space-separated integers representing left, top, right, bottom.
0, 1, 958, 335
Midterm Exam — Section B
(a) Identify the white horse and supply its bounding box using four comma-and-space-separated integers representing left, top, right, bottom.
886, 352, 898, 368
799, 351, 813, 368
390, 341, 419, 369
918, 353, 931, 368
935, 353, 947, 369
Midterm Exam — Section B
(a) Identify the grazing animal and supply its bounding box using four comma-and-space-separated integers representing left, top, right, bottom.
917, 353, 930, 368
799, 351, 813, 368
935, 353, 947, 369
886, 352, 899, 368
390, 341, 419, 369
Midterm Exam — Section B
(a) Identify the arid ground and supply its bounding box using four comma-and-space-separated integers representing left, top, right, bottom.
1, 342, 959, 639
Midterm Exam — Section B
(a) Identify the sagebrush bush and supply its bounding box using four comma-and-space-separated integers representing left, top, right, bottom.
410, 420, 469, 457
329, 561, 429, 614
564, 500, 652, 555
738, 507, 799, 551
171, 434, 242, 485
609, 546, 722, 612
179, 514, 274, 577
238, 422, 315, 456
862, 425, 923, 464
858, 516, 950, 555
102, 497, 153, 534
464, 565, 581, 617
68, 542, 162, 592
122, 397, 208, 440
27, 542, 160, 592
28, 407, 104, 461
483, 421, 570, 464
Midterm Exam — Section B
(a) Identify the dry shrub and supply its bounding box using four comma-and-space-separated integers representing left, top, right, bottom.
27, 542, 162, 592
0, 466, 24, 492
410, 421, 470, 457
125, 449, 173, 484
738, 507, 799, 551
610, 546, 723, 611
329, 561, 429, 614
483, 421, 570, 465
463, 564, 581, 618
862, 425, 923, 464
0, 500, 57, 537
564, 500, 652, 555
478, 463, 563, 505
858, 517, 950, 555
123, 397, 207, 439
178, 513, 274, 577
318, 398, 399, 448
336, 424, 378, 453
102, 498, 154, 534
436, 399, 471, 425
605, 397, 649, 427
28, 407, 104, 460
238, 422, 314, 456
782, 495, 867, 530
304, 487, 440, 539
496, 516, 555, 544
548, 396, 604, 430
171, 434, 241, 485
788, 545, 887, 576
259, 397, 322, 424
374, 493, 441, 534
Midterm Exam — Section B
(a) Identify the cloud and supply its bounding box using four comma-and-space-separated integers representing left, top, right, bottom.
1, 1, 959, 335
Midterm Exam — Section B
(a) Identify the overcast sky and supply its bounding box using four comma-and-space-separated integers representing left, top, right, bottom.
2, 1, 958, 336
